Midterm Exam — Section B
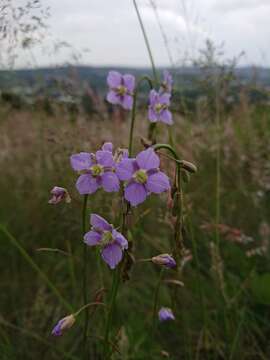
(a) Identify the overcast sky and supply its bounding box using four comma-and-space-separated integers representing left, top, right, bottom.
18, 0, 270, 67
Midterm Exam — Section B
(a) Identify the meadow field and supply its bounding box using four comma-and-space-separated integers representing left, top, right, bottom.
1, 73, 270, 359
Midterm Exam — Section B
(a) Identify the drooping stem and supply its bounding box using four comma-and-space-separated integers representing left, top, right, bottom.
129, 76, 153, 156
82, 194, 89, 354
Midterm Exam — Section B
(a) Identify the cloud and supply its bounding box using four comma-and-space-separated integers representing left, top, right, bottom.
212, 0, 270, 13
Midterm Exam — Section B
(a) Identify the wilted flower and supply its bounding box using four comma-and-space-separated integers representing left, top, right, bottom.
48, 186, 71, 204
158, 307, 175, 322
152, 254, 176, 268
148, 89, 173, 125
52, 314, 75, 336
116, 148, 170, 206
70, 148, 119, 195
106, 71, 135, 110
84, 214, 128, 269
101, 142, 129, 163
160, 70, 173, 94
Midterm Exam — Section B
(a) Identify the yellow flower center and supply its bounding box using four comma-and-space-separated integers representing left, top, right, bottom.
117, 85, 127, 96
134, 169, 148, 184
155, 103, 164, 113
100, 231, 113, 246
91, 164, 103, 177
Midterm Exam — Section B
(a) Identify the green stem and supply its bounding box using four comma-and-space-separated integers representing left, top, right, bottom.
152, 269, 164, 337
133, 0, 158, 84
129, 76, 153, 156
0, 224, 73, 312
82, 195, 89, 355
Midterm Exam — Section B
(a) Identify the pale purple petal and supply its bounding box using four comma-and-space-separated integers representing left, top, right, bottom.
101, 243, 123, 269
160, 109, 173, 125
84, 230, 102, 246
96, 150, 114, 167
70, 152, 92, 171
136, 148, 160, 170
76, 174, 99, 194
159, 93, 171, 105
116, 158, 135, 180
158, 307, 175, 322
149, 89, 158, 105
124, 182, 147, 206
148, 108, 158, 122
106, 90, 120, 105
101, 172, 120, 192
121, 94, 133, 110
90, 214, 112, 231
112, 229, 128, 249
123, 74, 135, 92
107, 71, 122, 88
146, 171, 170, 194
102, 142, 113, 152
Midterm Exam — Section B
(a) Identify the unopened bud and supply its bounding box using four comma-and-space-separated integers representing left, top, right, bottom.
152, 254, 176, 268
179, 160, 197, 174
51, 314, 75, 336
48, 186, 71, 205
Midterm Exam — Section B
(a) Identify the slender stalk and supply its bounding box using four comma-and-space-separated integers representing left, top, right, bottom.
151, 268, 164, 337
0, 224, 73, 312
133, 0, 158, 84
82, 194, 89, 356
129, 76, 153, 156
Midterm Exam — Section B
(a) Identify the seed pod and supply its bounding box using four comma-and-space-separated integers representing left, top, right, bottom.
179, 160, 197, 174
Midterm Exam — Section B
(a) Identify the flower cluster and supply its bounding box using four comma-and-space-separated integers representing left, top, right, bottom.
71, 144, 170, 207
84, 214, 128, 269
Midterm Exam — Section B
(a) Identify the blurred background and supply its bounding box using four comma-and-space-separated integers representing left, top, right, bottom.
1, 1, 270, 359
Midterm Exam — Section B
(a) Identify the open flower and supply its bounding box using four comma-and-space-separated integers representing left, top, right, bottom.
158, 307, 175, 322
52, 314, 75, 336
152, 254, 176, 268
116, 148, 170, 206
70, 148, 119, 195
106, 71, 135, 110
48, 186, 71, 204
160, 70, 173, 94
84, 214, 128, 269
148, 89, 173, 125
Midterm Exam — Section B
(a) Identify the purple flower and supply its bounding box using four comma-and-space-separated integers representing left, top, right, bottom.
48, 186, 71, 204
148, 89, 173, 125
70, 148, 120, 195
160, 70, 173, 94
116, 148, 170, 206
106, 71, 135, 110
151, 254, 176, 268
84, 214, 128, 269
52, 314, 75, 336
158, 307, 175, 322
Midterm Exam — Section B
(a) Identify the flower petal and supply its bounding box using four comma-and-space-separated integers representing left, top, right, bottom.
136, 148, 160, 170
121, 95, 133, 110
116, 158, 135, 181
70, 152, 92, 171
107, 71, 122, 88
84, 230, 102, 246
106, 90, 120, 105
76, 174, 99, 194
112, 229, 128, 249
148, 108, 158, 122
102, 142, 113, 152
160, 109, 173, 125
123, 74, 135, 92
146, 171, 170, 193
101, 172, 120, 192
159, 93, 171, 105
90, 214, 112, 231
124, 182, 147, 206
96, 150, 114, 167
101, 243, 123, 269
149, 89, 158, 105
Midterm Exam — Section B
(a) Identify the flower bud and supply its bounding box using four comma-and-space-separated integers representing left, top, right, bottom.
51, 314, 75, 336
152, 254, 176, 268
158, 307, 175, 322
179, 160, 197, 174
48, 186, 71, 205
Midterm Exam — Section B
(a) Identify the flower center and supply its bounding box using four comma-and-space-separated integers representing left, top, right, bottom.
134, 169, 148, 184
154, 103, 164, 113
117, 85, 127, 96
100, 231, 113, 246
90, 164, 103, 177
